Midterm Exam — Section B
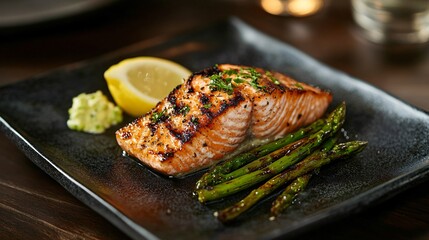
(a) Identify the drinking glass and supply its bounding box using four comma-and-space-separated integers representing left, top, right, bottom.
352, 0, 429, 45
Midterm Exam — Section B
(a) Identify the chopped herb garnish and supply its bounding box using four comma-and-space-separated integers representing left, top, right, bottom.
223, 69, 238, 75
266, 71, 280, 85
209, 73, 234, 94
208, 67, 267, 94
233, 78, 245, 84
249, 78, 263, 90
248, 68, 262, 79
180, 105, 190, 116
203, 103, 212, 109
243, 68, 264, 91
191, 116, 199, 125
294, 82, 304, 90
151, 109, 167, 123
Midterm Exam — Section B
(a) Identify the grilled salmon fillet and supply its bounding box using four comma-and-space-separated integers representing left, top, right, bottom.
116, 64, 332, 177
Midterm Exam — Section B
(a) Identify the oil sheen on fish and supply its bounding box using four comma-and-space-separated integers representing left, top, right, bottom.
116, 64, 332, 177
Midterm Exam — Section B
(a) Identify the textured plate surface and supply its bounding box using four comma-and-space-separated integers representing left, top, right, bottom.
1, 18, 428, 240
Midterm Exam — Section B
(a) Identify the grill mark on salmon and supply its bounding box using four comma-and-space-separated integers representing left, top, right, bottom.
116, 64, 332, 177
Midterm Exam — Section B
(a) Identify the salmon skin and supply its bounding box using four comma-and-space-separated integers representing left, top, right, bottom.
116, 64, 332, 177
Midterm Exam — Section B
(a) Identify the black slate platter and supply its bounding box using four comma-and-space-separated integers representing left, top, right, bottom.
1, 18, 429, 240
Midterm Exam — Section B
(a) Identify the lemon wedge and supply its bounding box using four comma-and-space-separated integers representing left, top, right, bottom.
104, 57, 191, 116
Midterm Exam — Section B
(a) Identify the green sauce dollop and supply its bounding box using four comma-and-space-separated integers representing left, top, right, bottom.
67, 91, 123, 133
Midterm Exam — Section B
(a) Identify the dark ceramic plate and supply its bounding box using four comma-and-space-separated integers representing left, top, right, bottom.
1, 18, 428, 240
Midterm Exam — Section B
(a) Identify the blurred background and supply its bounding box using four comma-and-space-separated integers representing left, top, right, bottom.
1, 0, 427, 110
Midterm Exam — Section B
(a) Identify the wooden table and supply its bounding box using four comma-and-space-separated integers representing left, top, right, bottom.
1, 1, 428, 239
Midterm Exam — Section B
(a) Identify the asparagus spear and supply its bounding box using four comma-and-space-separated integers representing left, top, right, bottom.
196, 102, 346, 203
215, 140, 368, 223
218, 133, 337, 193
195, 118, 325, 189
218, 138, 307, 183
269, 133, 340, 217
270, 173, 312, 217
